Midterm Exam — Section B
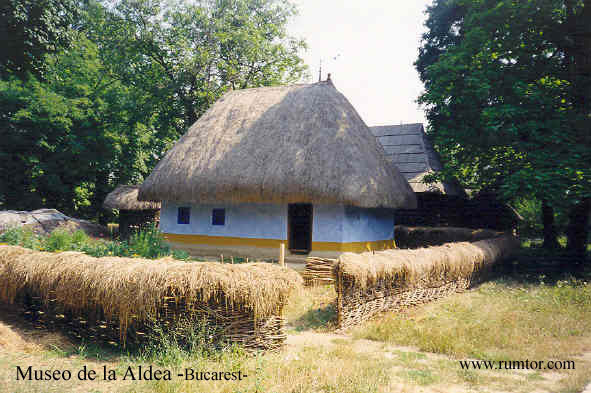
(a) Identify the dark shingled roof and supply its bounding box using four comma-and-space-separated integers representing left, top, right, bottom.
370, 123, 465, 196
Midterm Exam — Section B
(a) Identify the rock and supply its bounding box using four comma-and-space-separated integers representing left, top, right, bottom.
0, 209, 109, 238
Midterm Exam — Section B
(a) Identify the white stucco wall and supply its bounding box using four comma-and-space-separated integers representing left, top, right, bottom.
311, 204, 344, 242
160, 202, 287, 239
341, 206, 395, 242
160, 202, 394, 242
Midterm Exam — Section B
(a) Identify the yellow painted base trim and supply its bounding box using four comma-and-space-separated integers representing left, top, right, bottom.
163, 233, 395, 253
163, 233, 284, 248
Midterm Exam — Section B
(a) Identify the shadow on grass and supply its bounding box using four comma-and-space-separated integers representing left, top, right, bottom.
499, 246, 591, 285
290, 302, 337, 332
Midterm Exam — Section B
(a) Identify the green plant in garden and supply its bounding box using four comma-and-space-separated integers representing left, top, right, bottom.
0, 227, 41, 249
0, 226, 187, 261
127, 224, 171, 259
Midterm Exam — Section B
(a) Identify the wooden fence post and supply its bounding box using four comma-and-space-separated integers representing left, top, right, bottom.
279, 243, 285, 267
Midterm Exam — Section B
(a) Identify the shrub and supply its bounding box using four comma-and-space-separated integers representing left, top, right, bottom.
42, 229, 91, 252
127, 224, 171, 259
0, 227, 41, 249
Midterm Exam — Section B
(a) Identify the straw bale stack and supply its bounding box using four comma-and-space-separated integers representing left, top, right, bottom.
302, 257, 337, 286
333, 236, 519, 329
0, 246, 302, 350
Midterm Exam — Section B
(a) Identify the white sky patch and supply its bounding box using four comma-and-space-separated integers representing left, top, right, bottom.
288, 0, 433, 127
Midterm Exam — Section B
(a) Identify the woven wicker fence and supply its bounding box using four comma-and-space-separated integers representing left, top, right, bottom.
333, 236, 519, 330
302, 257, 337, 286
0, 246, 301, 350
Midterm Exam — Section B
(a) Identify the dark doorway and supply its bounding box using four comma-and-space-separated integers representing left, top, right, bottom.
288, 204, 313, 254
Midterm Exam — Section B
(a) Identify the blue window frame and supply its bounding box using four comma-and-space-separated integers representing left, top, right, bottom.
177, 207, 190, 224
212, 208, 225, 226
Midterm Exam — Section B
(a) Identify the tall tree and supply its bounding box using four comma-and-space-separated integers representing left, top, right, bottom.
0, 35, 155, 220
417, 0, 591, 254
86, 0, 307, 148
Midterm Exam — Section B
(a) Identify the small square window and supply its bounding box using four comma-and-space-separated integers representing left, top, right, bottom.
177, 207, 190, 224
212, 208, 225, 226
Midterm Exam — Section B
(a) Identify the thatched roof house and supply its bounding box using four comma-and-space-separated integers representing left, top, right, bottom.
104, 185, 160, 238
370, 124, 466, 226
104, 185, 161, 211
140, 80, 416, 258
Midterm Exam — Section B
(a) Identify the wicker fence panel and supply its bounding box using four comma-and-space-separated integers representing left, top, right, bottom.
302, 257, 336, 286
333, 236, 518, 330
8, 288, 286, 351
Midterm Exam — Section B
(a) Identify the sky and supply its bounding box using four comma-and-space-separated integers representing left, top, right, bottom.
288, 0, 433, 127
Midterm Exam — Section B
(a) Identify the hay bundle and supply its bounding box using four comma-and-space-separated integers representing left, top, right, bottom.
394, 225, 505, 249
302, 257, 337, 286
0, 246, 302, 349
333, 236, 519, 329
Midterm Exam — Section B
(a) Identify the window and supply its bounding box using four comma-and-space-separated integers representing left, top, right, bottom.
177, 207, 190, 224
212, 208, 225, 226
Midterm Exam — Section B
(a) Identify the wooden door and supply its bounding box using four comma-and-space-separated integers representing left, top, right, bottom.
288, 204, 313, 253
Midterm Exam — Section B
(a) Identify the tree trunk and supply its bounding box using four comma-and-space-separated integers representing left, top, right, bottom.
542, 200, 560, 249
566, 198, 591, 259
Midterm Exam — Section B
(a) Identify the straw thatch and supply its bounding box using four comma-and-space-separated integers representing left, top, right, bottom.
394, 226, 504, 249
333, 236, 519, 329
103, 185, 161, 211
139, 81, 416, 209
370, 123, 465, 196
0, 246, 302, 349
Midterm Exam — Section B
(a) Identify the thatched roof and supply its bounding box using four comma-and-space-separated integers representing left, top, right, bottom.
370, 124, 465, 196
139, 81, 416, 209
103, 185, 161, 211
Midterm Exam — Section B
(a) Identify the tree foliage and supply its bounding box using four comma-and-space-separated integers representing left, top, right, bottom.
0, 35, 155, 216
417, 0, 591, 251
0, 0, 307, 222
0, 0, 79, 78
